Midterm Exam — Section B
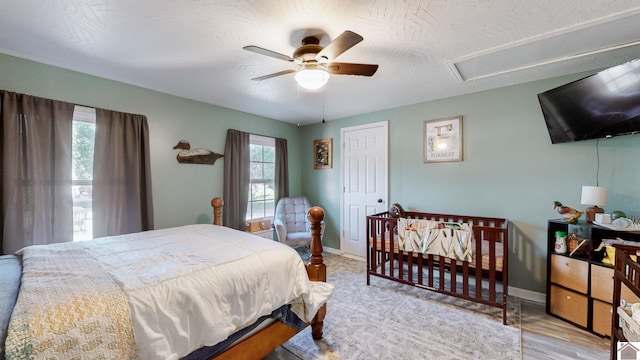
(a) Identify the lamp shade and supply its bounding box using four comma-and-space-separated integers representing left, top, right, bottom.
580, 186, 608, 206
295, 69, 329, 90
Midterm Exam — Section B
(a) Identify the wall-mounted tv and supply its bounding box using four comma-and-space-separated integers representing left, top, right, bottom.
538, 58, 640, 144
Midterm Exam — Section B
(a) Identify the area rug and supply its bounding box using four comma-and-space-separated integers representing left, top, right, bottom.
283, 255, 521, 359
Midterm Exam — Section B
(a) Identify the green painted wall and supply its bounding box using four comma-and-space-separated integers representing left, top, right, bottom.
3, 52, 640, 294
0, 53, 304, 228
301, 75, 640, 294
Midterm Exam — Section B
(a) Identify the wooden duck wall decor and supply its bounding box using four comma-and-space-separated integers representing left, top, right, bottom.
173, 140, 224, 165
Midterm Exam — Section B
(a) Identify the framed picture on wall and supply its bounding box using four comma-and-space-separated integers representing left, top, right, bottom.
423, 116, 463, 163
313, 138, 332, 169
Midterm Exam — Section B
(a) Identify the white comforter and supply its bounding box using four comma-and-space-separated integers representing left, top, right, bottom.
11, 224, 333, 360
86, 224, 333, 359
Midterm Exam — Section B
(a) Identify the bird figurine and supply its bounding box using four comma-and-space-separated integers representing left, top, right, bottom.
173, 140, 224, 165
552, 201, 583, 224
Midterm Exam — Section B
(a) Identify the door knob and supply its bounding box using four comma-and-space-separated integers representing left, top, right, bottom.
377, 199, 383, 203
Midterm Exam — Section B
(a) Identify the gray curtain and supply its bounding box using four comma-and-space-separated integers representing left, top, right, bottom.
92, 108, 154, 238
1, 90, 75, 254
275, 137, 289, 201
223, 129, 250, 230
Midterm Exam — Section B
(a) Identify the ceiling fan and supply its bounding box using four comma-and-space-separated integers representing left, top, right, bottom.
243, 30, 378, 90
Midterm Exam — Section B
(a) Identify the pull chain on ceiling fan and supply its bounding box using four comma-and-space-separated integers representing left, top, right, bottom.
243, 30, 378, 89
322, 87, 329, 124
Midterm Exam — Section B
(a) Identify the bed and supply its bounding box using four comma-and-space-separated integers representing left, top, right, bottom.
366, 205, 509, 324
0, 197, 333, 360
610, 244, 640, 360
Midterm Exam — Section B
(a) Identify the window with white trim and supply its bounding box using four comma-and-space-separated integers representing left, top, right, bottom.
247, 134, 275, 221
72, 106, 96, 241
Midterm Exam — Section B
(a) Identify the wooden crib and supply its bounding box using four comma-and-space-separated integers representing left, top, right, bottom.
366, 207, 509, 324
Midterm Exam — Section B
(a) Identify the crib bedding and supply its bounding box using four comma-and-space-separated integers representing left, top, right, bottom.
397, 218, 474, 261
369, 234, 504, 272
4, 224, 333, 360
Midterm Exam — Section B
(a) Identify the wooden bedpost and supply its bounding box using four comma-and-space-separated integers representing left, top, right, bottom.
209, 201, 329, 360
306, 206, 326, 340
211, 197, 224, 226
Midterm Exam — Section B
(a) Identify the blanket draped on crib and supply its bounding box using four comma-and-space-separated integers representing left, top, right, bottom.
397, 218, 474, 262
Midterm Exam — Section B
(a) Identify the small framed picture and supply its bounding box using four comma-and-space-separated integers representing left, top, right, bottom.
424, 116, 463, 163
313, 138, 332, 169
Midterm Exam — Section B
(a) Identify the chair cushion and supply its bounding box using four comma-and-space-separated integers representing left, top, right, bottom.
286, 232, 313, 246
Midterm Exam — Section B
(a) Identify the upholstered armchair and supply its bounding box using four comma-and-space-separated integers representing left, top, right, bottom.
273, 196, 324, 251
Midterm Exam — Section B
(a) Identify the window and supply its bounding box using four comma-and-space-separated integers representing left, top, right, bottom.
72, 106, 96, 241
247, 134, 275, 220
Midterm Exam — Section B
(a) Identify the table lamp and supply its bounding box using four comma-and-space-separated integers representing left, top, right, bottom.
581, 185, 608, 223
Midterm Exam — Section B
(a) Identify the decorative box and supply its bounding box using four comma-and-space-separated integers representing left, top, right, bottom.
259, 219, 271, 230
246, 219, 272, 232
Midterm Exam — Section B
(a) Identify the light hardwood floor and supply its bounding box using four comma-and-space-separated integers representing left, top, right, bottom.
265, 298, 611, 359
520, 299, 609, 360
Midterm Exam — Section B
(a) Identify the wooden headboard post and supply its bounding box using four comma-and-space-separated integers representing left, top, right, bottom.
211, 197, 224, 226
306, 206, 326, 340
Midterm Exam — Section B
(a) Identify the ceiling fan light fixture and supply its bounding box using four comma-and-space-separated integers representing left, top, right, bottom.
295, 68, 330, 90
244, 30, 377, 88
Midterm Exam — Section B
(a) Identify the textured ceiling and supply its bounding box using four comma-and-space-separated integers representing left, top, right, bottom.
1, 1, 640, 125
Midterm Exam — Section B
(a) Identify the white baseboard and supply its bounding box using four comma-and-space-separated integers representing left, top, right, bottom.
509, 286, 546, 303
322, 247, 547, 304
323, 246, 341, 255
323, 246, 366, 261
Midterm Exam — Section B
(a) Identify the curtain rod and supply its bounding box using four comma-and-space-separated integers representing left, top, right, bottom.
230, 128, 285, 141
1, 89, 145, 117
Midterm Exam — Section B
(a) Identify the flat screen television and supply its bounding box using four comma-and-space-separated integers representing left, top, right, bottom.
538, 58, 640, 144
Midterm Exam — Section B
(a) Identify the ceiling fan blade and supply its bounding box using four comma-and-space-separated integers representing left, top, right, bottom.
326, 62, 378, 76
316, 30, 363, 62
243, 45, 294, 62
251, 69, 297, 81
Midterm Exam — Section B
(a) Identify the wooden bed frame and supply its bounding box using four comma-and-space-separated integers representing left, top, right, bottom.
210, 197, 327, 360
366, 207, 509, 324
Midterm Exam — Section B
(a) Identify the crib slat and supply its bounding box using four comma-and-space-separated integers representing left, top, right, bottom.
427, 255, 434, 288
367, 217, 375, 285
462, 261, 469, 296
407, 251, 414, 283
417, 254, 424, 285
450, 258, 457, 293
488, 229, 497, 302
438, 260, 445, 291
381, 219, 389, 276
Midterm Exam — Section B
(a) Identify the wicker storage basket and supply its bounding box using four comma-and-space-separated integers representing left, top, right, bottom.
618, 306, 640, 342
246, 220, 261, 232
566, 234, 591, 256
260, 219, 271, 230
567, 235, 580, 253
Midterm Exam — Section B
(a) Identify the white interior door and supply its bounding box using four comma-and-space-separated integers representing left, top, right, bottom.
340, 121, 388, 259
